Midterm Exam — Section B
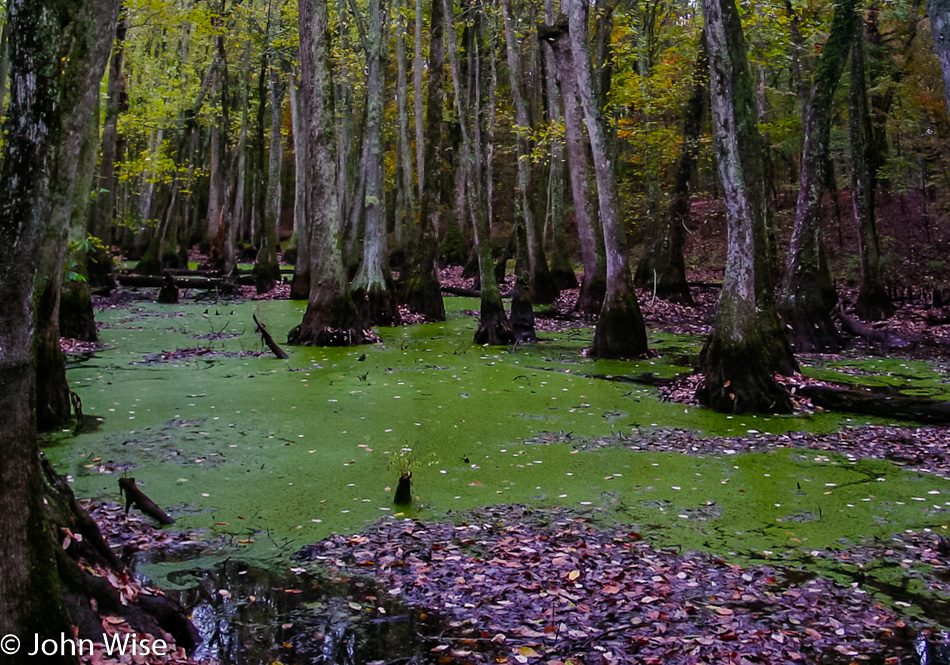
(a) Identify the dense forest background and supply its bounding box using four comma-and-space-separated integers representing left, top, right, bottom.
91, 0, 950, 291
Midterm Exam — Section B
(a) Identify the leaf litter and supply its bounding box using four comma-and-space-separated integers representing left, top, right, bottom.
295, 504, 932, 664
75, 500, 217, 664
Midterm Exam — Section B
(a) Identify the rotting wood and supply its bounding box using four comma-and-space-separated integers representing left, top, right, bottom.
925, 308, 950, 326
836, 306, 909, 348
118, 274, 257, 289
118, 477, 176, 525
798, 385, 950, 423
527, 365, 690, 387
441, 285, 513, 298
394, 472, 412, 505
157, 272, 179, 304
253, 313, 290, 359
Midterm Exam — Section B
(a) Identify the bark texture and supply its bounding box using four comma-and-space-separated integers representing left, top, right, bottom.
35, 0, 121, 431
540, 18, 606, 318
541, 0, 577, 292
289, 72, 311, 300
849, 16, 894, 321
0, 0, 116, 657
568, 0, 648, 358
401, 0, 447, 322
928, 0, 950, 117
290, 0, 374, 346
698, 0, 796, 414
777, 0, 858, 352
351, 0, 401, 326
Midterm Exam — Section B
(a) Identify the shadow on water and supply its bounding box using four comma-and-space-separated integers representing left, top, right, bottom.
135, 554, 442, 665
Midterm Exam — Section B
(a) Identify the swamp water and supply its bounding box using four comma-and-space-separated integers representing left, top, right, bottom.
45, 297, 950, 663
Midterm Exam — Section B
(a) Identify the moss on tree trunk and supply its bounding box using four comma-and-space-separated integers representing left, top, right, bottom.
699, 0, 797, 414
510, 223, 538, 344
777, 0, 859, 352
567, 3, 648, 358
289, 291, 377, 347
850, 16, 894, 321
60, 280, 98, 342
540, 17, 605, 318
400, 0, 446, 323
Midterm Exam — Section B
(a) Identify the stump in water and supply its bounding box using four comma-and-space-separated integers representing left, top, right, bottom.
157, 272, 179, 304
394, 472, 412, 505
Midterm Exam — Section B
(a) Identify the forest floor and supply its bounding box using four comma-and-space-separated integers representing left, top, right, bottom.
61, 190, 950, 664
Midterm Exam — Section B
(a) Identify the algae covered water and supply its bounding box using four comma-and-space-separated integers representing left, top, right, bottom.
45, 296, 950, 645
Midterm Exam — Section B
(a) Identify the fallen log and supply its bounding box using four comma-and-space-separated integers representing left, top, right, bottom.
527, 366, 688, 387
441, 285, 513, 298
161, 267, 295, 277
836, 307, 910, 349
798, 385, 950, 424
253, 313, 289, 359
926, 308, 950, 326
118, 477, 176, 525
117, 274, 256, 289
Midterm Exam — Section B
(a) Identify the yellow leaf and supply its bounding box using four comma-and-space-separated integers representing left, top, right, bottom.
568, 570, 581, 581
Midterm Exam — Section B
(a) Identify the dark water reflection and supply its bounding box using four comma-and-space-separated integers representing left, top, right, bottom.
136, 556, 433, 665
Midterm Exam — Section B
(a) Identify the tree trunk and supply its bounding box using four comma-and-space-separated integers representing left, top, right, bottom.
352, 0, 401, 326
35, 0, 121, 431
60, 109, 102, 343
394, 0, 416, 260
0, 0, 117, 656
254, 17, 284, 296
634, 34, 707, 306
289, 71, 311, 299
502, 0, 559, 305
225, 70, 249, 275
927, 0, 950, 118
866, 5, 919, 194
414, 0, 426, 204
777, 0, 858, 352
698, 0, 797, 414
541, 6, 578, 289
291, 0, 374, 346
540, 17, 606, 318
205, 37, 228, 249
542, 0, 577, 292
850, 14, 894, 321
511, 222, 539, 343
446, 0, 513, 345
401, 0, 447, 322
93, 15, 126, 246
568, 0, 648, 358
